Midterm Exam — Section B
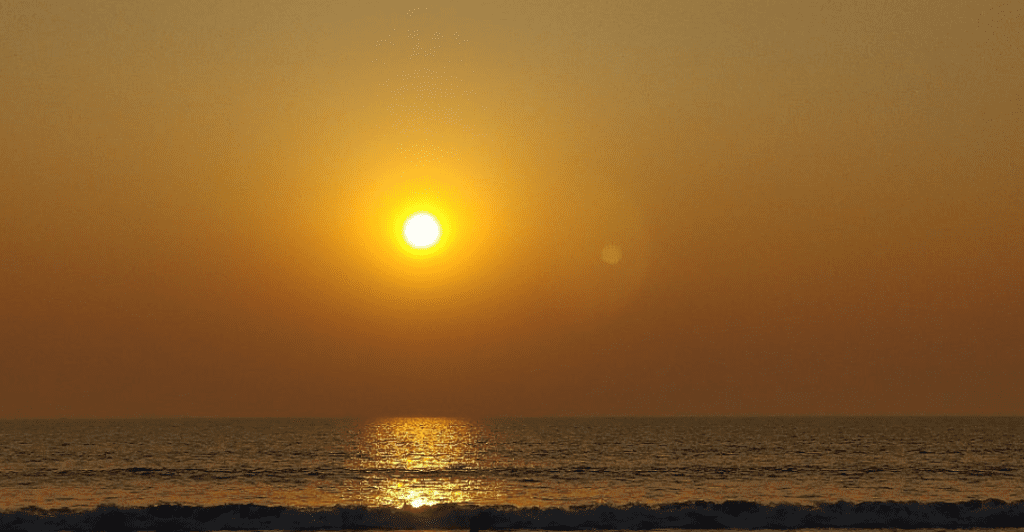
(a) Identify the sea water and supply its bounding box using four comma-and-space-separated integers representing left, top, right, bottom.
1, 417, 1022, 529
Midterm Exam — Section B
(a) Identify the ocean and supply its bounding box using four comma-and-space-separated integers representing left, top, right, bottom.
1, 417, 1022, 530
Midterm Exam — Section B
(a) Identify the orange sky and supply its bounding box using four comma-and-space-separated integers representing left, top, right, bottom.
1, 0, 1021, 418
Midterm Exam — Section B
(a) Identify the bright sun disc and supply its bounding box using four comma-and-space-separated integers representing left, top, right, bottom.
403, 212, 441, 249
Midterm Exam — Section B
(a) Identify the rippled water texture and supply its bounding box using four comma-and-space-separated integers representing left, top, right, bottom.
1, 417, 1021, 510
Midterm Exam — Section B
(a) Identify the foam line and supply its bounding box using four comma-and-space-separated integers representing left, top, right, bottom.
3, 500, 1024, 531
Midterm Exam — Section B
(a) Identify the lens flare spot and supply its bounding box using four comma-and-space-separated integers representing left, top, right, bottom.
601, 244, 622, 265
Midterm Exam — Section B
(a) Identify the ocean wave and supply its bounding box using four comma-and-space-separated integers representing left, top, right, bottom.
3, 500, 1024, 531
6, 464, 1016, 481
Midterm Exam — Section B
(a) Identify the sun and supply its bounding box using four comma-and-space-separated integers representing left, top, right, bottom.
403, 212, 441, 249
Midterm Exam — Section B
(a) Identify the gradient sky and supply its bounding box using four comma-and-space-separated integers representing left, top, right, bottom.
2, 0, 1021, 418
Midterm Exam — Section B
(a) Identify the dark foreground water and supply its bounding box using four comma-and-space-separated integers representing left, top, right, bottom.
1, 417, 1022, 530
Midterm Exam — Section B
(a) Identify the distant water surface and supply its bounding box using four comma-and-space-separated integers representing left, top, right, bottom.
1, 417, 1021, 511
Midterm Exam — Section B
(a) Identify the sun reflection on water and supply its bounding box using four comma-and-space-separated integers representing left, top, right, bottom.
355, 417, 491, 508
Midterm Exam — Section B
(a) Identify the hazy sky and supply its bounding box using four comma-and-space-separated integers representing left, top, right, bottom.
2, 0, 1021, 418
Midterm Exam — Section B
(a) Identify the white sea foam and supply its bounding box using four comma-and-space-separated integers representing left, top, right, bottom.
4, 500, 1024, 531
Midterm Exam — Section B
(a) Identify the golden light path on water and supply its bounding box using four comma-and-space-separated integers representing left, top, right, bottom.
356, 418, 495, 508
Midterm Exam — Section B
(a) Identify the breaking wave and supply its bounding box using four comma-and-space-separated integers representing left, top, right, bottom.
3, 500, 1024, 531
